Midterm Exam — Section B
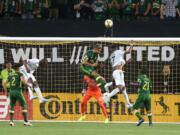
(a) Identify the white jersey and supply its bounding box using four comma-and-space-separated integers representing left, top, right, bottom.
26, 58, 40, 73
110, 50, 125, 67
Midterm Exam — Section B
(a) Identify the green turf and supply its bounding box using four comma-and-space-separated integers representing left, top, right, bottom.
0, 122, 180, 135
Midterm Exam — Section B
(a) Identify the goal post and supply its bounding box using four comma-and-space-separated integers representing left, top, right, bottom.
0, 38, 180, 122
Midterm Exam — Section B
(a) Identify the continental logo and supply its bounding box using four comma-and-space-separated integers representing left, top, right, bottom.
39, 95, 133, 119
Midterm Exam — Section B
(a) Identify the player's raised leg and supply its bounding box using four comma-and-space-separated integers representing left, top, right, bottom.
30, 75, 48, 103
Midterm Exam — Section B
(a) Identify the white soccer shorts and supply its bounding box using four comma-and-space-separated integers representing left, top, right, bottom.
112, 70, 125, 86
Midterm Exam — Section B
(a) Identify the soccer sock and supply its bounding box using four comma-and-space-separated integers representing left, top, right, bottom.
9, 110, 14, 122
34, 87, 44, 101
28, 87, 34, 98
148, 113, 152, 123
135, 111, 142, 120
109, 88, 119, 98
95, 76, 106, 92
122, 90, 130, 104
22, 110, 28, 122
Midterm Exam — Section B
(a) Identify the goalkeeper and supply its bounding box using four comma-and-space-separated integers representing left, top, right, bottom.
130, 68, 152, 126
4, 64, 32, 126
80, 45, 108, 93
78, 75, 109, 123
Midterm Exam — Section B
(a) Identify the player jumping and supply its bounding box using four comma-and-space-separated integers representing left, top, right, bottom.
4, 64, 32, 126
130, 68, 152, 126
78, 75, 109, 123
80, 44, 108, 93
103, 44, 133, 108
19, 58, 48, 103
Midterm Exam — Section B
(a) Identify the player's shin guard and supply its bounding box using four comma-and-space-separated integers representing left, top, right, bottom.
9, 110, 14, 122
22, 109, 28, 122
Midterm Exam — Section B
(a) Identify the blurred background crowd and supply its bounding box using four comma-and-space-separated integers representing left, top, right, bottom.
0, 0, 180, 21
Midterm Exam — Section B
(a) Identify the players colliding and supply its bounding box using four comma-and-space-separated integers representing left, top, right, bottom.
19, 58, 48, 103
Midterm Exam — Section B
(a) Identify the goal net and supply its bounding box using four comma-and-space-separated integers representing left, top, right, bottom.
0, 38, 180, 122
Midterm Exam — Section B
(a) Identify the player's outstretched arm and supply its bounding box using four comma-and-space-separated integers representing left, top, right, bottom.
125, 43, 133, 54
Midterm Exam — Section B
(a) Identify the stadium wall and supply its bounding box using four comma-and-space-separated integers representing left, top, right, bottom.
0, 20, 180, 37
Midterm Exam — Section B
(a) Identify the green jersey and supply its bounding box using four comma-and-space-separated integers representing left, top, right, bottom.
8, 71, 23, 92
81, 50, 98, 67
137, 74, 151, 94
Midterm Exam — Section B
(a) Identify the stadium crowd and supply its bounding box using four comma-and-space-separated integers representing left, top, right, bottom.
0, 0, 180, 21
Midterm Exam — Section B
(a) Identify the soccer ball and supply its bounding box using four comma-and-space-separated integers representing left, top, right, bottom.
104, 19, 113, 28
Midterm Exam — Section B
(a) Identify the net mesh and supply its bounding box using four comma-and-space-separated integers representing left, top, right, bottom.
0, 39, 180, 122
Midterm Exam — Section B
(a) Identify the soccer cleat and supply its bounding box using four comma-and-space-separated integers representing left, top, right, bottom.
24, 122, 32, 126
30, 96, 38, 100
104, 118, 109, 124
9, 121, 15, 126
78, 115, 86, 121
104, 82, 112, 92
40, 98, 49, 103
149, 122, 153, 127
136, 119, 144, 126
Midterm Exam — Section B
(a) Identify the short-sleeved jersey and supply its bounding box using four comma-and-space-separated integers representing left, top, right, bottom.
137, 74, 151, 94
1, 69, 15, 81
81, 50, 98, 66
83, 75, 100, 91
8, 71, 23, 91
110, 50, 125, 68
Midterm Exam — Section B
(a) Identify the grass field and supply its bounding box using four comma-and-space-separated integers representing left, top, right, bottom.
0, 122, 180, 135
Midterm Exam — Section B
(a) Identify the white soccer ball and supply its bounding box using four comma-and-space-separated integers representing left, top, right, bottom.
104, 19, 113, 28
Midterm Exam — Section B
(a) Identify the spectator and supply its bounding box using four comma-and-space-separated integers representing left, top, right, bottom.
107, 0, 124, 21
48, 0, 59, 21
74, 0, 93, 19
21, 0, 34, 19
123, 0, 137, 20
0, 0, 4, 17
160, 0, 180, 20
152, 0, 161, 18
58, 0, 68, 19
138, 0, 152, 19
92, 0, 107, 20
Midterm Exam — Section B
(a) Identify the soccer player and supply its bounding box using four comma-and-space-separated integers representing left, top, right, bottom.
130, 68, 152, 126
19, 58, 48, 103
104, 44, 133, 107
78, 75, 109, 123
80, 45, 108, 93
1, 61, 15, 97
4, 63, 32, 126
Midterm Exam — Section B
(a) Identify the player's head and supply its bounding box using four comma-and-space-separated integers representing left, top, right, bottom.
4, 60, 12, 70
39, 58, 48, 67
93, 44, 103, 54
13, 63, 22, 71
